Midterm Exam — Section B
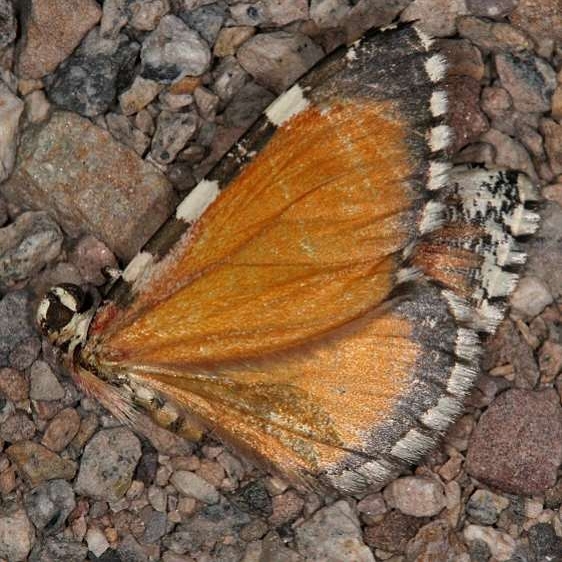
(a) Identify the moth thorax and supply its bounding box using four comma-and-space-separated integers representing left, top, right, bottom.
37, 284, 95, 351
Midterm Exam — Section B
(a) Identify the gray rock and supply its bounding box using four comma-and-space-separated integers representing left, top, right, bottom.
179, 3, 226, 45
401, 0, 468, 37
237, 31, 323, 94
0, 80, 24, 182
46, 29, 139, 117
463, 525, 515, 561
151, 110, 198, 165
466, 489, 510, 525
295, 500, 374, 562
29, 360, 65, 401
458, 17, 533, 52
510, 276, 553, 319
383, 476, 446, 517
9, 335, 40, 371
23, 479, 76, 534
495, 52, 556, 113
142, 508, 168, 543
528, 523, 562, 562
119, 76, 164, 116
194, 87, 219, 120
0, 412, 36, 443
310, 0, 350, 29
230, 0, 308, 27
0, 504, 35, 562
406, 520, 469, 561
212, 56, 249, 103
141, 15, 211, 83
75, 428, 142, 501
0, 0, 16, 48
33, 537, 88, 562
0, 212, 63, 285
101, 0, 170, 36
0, 292, 35, 368
223, 81, 274, 128
466, 0, 517, 17
170, 470, 220, 504
106, 113, 151, 156
1, 111, 175, 260
117, 534, 148, 562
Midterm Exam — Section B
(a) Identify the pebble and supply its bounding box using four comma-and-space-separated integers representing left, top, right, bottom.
141, 15, 211, 83
212, 56, 249, 103
466, 489, 510, 525
74, 428, 142, 501
69, 235, 118, 286
214, 26, 255, 57
0, 412, 36, 443
24, 89, 51, 123
0, 80, 23, 183
41, 407, 81, 452
117, 534, 149, 562
119, 76, 164, 116
237, 31, 323, 94
6, 441, 77, 486
178, 3, 226, 45
542, 118, 562, 175
0, 368, 29, 402
170, 470, 220, 504
357, 493, 387, 522
46, 29, 140, 117
466, 389, 562, 494
148, 485, 167, 512
268, 489, 304, 528
439, 39, 485, 81
2, 111, 175, 260
295, 500, 374, 562
7, 337, 40, 372
0, 211, 63, 284
446, 75, 488, 153
106, 112, 151, 156
151, 110, 199, 164
17, 0, 101, 79
401, 0, 467, 37
0, 504, 35, 562
0, 292, 35, 368
457, 17, 533, 52
23, 478, 75, 533
194, 86, 219, 121
383, 476, 446, 517
143, 507, 168, 543
310, 0, 351, 29
495, 52, 556, 114
29, 360, 65, 401
466, 0, 517, 18
510, 276, 554, 319
511, 0, 562, 42
86, 526, 110, 557
406, 520, 468, 561
463, 525, 515, 561
539, 341, 562, 382
35, 537, 88, 561
0, 0, 15, 48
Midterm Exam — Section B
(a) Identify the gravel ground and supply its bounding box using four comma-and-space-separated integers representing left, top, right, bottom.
0, 1, 561, 561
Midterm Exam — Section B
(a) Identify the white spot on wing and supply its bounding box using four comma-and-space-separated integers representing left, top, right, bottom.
419, 200, 446, 234
427, 160, 451, 191
175, 179, 220, 222
425, 54, 447, 83
414, 26, 434, 50
429, 125, 452, 152
123, 251, 154, 283
265, 84, 310, 127
430, 90, 448, 117
53, 287, 78, 312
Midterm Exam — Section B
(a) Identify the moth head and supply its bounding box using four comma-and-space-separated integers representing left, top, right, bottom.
37, 284, 95, 351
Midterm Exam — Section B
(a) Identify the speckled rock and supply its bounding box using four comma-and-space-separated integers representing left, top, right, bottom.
86, 526, 110, 557
401, 0, 467, 37
466, 489, 510, 525
151, 110, 198, 164
237, 31, 323, 94
106, 112, 151, 156
23, 479, 75, 534
384, 476, 446, 517
295, 500, 374, 562
457, 17, 532, 52
178, 3, 226, 44
0, 292, 35, 368
46, 28, 140, 117
0, 0, 15, 48
466, 0, 517, 17
495, 52, 556, 114
463, 525, 515, 561
0, 504, 35, 562
0, 80, 24, 182
1, 111, 175, 260
34, 537, 88, 562
214, 26, 255, 57
119, 76, 164, 115
510, 276, 554, 319
141, 15, 211, 83
0, 212, 63, 284
169, 470, 220, 504
41, 408, 81, 452
29, 360, 65, 401
528, 522, 562, 561
406, 520, 468, 561
511, 0, 562, 41
17, 0, 101, 79
75, 428, 142, 501
466, 389, 562, 494
6, 441, 77, 486
268, 489, 304, 528
0, 412, 36, 443
0, 368, 29, 402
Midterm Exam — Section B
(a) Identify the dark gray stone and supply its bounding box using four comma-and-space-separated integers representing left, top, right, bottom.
0, 291, 35, 368
178, 3, 226, 45
24, 479, 76, 534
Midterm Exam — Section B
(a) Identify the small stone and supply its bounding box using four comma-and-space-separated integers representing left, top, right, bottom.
481, 86, 512, 118
25, 89, 51, 123
406, 520, 468, 561
542, 118, 562, 175
75, 428, 142, 501
17, 0, 101, 79
466, 489, 510, 525
119, 76, 164, 116
237, 31, 323, 94
159, 91, 193, 110
86, 526, 110, 557
438, 39, 485, 81
0, 368, 29, 401
6, 440, 77, 486
364, 509, 423, 553
0, 504, 35, 562
0, 292, 35, 368
528, 522, 562, 560
23, 479, 75, 533
151, 110, 198, 165
357, 493, 387, 520
148, 485, 167, 512
216, 451, 245, 483
457, 17, 532, 52
0, 80, 23, 182
268, 490, 305, 527
29, 360, 65, 401
142, 507, 168, 543
511, 0, 562, 42
117, 534, 148, 562
466, 389, 562, 494
510, 276, 554, 319
0, 211, 63, 284
295, 500, 374, 562
310, 0, 351, 29
466, 0, 517, 17
0, 0, 15, 48
134, 109, 155, 135
0, 412, 36, 443
212, 56, 249, 103
129, 0, 170, 31
41, 407, 81, 452
0, 466, 16, 495
36, 537, 88, 561
194, 86, 219, 121
240, 519, 269, 542
463, 525, 515, 561
446, 75, 488, 153
46, 28, 140, 118
214, 26, 255, 57
141, 15, 211, 83
69, 235, 118, 286
495, 52, 556, 113
178, 3, 226, 45
106, 112, 151, 156
539, 341, 562, 382
170, 470, 220, 504
401, 0, 467, 37
2, 111, 175, 260
383, 476, 446, 517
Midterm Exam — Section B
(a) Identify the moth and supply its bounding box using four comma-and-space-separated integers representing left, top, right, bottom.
37, 25, 539, 493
